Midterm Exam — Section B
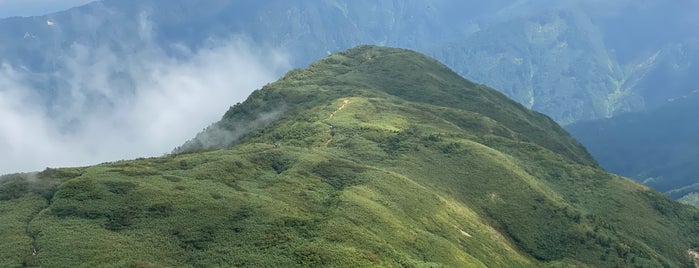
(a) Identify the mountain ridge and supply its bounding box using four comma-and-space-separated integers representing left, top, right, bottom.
1, 46, 697, 267
177, 45, 597, 167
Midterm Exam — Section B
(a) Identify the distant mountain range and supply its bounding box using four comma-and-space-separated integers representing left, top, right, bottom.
1, 0, 698, 124
2, 46, 697, 267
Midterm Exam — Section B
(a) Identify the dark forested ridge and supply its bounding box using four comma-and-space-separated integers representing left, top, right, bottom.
568, 92, 699, 207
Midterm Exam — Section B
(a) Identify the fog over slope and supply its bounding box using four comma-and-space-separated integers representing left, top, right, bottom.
0, 36, 290, 174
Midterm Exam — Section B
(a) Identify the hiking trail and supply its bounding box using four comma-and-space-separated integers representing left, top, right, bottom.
689, 249, 699, 268
329, 99, 350, 119
326, 99, 350, 146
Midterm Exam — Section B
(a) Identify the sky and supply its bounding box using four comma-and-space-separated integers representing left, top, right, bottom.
0, 0, 94, 18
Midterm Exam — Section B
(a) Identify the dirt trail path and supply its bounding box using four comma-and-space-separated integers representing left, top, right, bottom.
689, 249, 699, 267
453, 225, 472, 238
326, 99, 350, 146
329, 99, 350, 119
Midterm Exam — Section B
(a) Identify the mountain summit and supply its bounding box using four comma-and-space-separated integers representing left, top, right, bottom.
177, 46, 596, 167
1, 46, 698, 267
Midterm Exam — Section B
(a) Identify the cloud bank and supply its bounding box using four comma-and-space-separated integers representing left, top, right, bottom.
0, 38, 290, 175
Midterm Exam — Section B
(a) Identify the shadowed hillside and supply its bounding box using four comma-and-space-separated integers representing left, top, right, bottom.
568, 92, 699, 207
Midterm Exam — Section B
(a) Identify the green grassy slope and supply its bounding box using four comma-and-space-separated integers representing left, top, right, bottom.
1, 46, 698, 267
177, 46, 597, 167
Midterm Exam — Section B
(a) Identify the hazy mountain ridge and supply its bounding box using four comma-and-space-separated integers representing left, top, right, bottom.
1, 0, 697, 125
430, 6, 699, 125
2, 46, 697, 267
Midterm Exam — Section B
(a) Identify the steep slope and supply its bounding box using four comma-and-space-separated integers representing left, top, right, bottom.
1, 46, 698, 267
631, 40, 699, 109
568, 92, 699, 205
430, 9, 636, 124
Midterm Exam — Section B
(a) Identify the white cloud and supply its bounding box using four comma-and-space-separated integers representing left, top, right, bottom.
0, 38, 291, 175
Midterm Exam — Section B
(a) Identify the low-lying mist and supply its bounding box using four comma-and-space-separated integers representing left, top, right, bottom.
0, 37, 291, 175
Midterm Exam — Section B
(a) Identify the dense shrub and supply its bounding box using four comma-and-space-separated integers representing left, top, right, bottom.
311, 160, 366, 190
0, 180, 27, 200
252, 151, 294, 174
104, 181, 138, 195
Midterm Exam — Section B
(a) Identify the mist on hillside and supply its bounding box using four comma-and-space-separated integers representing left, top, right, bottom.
0, 36, 290, 175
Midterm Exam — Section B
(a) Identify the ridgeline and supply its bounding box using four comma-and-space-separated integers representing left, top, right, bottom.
2, 46, 698, 267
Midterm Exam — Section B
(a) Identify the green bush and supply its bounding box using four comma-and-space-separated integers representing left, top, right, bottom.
311, 160, 366, 190
54, 178, 102, 201
252, 151, 294, 174
104, 181, 138, 195
105, 206, 141, 231
0, 180, 27, 200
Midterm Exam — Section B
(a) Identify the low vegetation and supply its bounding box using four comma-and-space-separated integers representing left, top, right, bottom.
1, 46, 697, 267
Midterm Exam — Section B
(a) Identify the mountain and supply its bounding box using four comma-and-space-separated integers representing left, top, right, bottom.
429, 8, 630, 124
429, 5, 699, 125
568, 92, 699, 206
4, 0, 699, 176
2, 0, 698, 125
2, 46, 698, 267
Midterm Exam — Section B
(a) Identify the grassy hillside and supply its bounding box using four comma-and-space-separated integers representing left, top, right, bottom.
177, 46, 596, 167
1, 46, 698, 267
